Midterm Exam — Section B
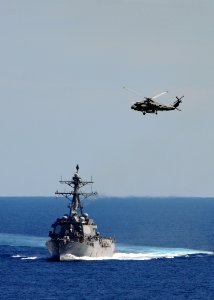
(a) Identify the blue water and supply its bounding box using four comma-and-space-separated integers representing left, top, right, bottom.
0, 197, 214, 299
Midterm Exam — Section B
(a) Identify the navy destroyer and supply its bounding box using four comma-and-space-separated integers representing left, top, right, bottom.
46, 165, 115, 260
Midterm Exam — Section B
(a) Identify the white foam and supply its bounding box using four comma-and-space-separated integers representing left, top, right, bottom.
11, 254, 23, 258
21, 256, 38, 260
60, 254, 113, 261
12, 254, 38, 260
113, 244, 213, 260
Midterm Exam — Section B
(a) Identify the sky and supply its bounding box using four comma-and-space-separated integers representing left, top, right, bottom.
0, 0, 213, 197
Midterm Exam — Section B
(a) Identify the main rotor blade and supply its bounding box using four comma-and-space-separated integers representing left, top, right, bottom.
152, 91, 168, 100
122, 86, 142, 97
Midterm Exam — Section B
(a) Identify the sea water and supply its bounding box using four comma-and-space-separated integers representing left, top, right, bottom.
0, 197, 214, 299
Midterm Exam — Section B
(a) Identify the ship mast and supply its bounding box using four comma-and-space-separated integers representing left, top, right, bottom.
55, 165, 97, 216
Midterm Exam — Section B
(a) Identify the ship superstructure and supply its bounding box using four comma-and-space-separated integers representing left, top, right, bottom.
46, 165, 115, 260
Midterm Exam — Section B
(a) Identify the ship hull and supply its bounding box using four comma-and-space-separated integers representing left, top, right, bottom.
46, 239, 115, 261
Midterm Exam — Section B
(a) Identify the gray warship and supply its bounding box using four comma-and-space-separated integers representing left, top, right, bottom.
46, 165, 115, 260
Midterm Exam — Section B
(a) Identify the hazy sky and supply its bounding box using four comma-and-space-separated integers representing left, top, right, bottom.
0, 0, 213, 197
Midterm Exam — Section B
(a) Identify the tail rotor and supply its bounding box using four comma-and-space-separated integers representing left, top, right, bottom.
174, 95, 184, 110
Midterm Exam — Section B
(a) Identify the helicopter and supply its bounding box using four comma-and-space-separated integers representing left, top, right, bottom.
123, 87, 184, 115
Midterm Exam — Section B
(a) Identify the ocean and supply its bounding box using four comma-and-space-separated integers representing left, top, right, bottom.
0, 197, 214, 299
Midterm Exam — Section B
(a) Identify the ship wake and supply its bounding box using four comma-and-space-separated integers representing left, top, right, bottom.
113, 244, 213, 260
0, 234, 213, 261
60, 244, 213, 261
